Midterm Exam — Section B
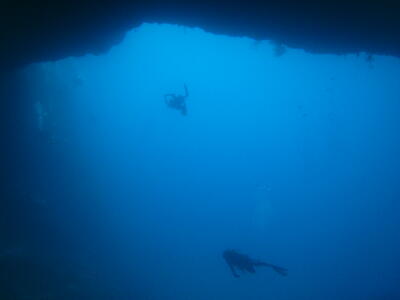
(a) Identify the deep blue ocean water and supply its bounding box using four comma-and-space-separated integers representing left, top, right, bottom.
8, 23, 400, 299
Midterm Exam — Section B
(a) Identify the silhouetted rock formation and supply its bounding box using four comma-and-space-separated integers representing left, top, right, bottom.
1, 0, 400, 70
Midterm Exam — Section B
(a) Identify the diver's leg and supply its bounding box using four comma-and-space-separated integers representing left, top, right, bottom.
229, 264, 240, 278
181, 103, 187, 115
184, 84, 189, 97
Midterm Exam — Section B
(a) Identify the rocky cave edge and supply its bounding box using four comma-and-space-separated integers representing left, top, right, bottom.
1, 1, 400, 70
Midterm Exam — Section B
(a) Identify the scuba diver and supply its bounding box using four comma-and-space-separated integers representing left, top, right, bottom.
164, 84, 189, 116
223, 250, 288, 278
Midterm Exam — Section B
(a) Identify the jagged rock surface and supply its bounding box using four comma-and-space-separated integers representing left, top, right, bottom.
1, 1, 400, 69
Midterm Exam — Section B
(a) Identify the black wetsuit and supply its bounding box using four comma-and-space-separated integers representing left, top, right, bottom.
164, 84, 189, 115
222, 250, 288, 278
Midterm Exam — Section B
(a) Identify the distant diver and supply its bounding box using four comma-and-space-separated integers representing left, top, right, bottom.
223, 250, 288, 278
164, 84, 189, 116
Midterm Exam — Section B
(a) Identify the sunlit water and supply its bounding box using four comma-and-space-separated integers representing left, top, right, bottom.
11, 23, 400, 299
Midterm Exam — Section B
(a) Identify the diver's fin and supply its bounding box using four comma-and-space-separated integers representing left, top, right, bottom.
271, 265, 288, 276
253, 261, 288, 276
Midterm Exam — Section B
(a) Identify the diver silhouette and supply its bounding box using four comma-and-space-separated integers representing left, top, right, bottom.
223, 250, 288, 278
164, 84, 189, 116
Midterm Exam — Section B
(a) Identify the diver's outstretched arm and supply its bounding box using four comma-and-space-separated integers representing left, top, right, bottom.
228, 263, 240, 278
252, 261, 288, 276
184, 84, 189, 98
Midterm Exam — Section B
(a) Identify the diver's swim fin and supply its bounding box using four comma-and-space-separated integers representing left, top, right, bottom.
253, 261, 288, 276
271, 265, 288, 276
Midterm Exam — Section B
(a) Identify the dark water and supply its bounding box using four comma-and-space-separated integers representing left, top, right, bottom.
2, 23, 400, 299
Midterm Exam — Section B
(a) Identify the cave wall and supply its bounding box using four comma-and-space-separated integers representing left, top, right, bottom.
1, 0, 400, 70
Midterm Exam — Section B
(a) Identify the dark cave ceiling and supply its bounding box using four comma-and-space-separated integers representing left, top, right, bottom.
1, 0, 400, 70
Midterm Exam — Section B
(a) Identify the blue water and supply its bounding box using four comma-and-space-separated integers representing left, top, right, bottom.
12, 23, 400, 299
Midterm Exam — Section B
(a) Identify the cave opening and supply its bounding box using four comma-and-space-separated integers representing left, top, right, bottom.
3, 23, 400, 299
